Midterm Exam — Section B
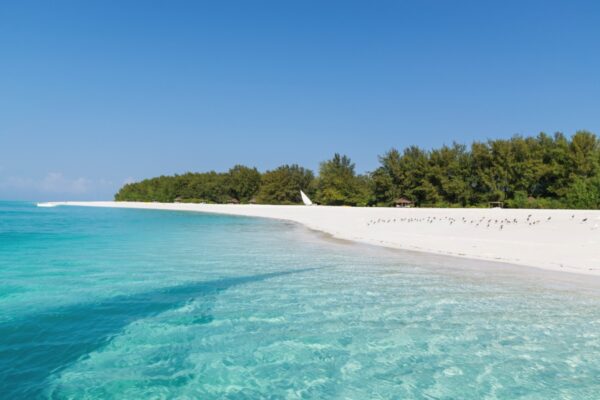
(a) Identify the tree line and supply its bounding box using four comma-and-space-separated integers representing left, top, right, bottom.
114, 131, 600, 209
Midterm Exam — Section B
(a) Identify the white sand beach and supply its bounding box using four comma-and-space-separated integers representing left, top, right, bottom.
43, 201, 600, 276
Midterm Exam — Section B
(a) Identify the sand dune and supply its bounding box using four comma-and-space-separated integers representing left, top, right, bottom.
42, 201, 600, 276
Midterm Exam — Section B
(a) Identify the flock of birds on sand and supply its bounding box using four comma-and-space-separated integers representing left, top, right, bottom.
366, 213, 591, 231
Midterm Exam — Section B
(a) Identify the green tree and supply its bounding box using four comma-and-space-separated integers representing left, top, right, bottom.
316, 154, 367, 205
569, 131, 599, 179
370, 167, 397, 206
372, 149, 403, 205
256, 164, 315, 204
114, 130, 600, 210
565, 176, 600, 209
428, 143, 472, 206
226, 165, 261, 202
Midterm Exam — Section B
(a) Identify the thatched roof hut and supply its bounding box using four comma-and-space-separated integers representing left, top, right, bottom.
394, 198, 413, 208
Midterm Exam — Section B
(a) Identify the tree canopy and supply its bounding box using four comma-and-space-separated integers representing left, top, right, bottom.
115, 131, 600, 209
225, 165, 261, 203
316, 154, 372, 206
256, 164, 315, 204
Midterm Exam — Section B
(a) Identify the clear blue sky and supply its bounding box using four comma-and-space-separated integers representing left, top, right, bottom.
1, 0, 599, 200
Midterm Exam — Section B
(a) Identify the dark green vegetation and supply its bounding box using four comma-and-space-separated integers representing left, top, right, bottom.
115, 131, 600, 209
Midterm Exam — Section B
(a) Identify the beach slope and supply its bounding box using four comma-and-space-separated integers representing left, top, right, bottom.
43, 201, 600, 276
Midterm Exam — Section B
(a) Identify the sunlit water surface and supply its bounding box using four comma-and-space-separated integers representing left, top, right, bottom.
1, 201, 599, 399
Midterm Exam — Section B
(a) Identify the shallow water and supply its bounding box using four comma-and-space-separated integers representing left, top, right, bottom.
1, 201, 599, 399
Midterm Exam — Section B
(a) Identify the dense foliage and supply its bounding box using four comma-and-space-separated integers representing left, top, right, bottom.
316, 154, 373, 206
115, 131, 600, 209
256, 165, 316, 204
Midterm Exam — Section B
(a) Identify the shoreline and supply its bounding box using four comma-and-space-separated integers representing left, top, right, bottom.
40, 201, 600, 276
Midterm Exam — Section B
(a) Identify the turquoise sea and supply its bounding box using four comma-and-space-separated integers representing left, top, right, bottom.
1, 201, 600, 399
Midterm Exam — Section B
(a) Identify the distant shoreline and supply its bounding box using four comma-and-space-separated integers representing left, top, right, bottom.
41, 201, 600, 276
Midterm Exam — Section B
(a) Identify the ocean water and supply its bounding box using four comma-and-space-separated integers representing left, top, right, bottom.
1, 201, 600, 399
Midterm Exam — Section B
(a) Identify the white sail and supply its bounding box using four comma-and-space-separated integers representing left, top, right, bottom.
300, 190, 313, 206
37, 202, 58, 207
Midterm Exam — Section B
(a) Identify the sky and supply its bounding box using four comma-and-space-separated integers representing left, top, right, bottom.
1, 0, 599, 200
